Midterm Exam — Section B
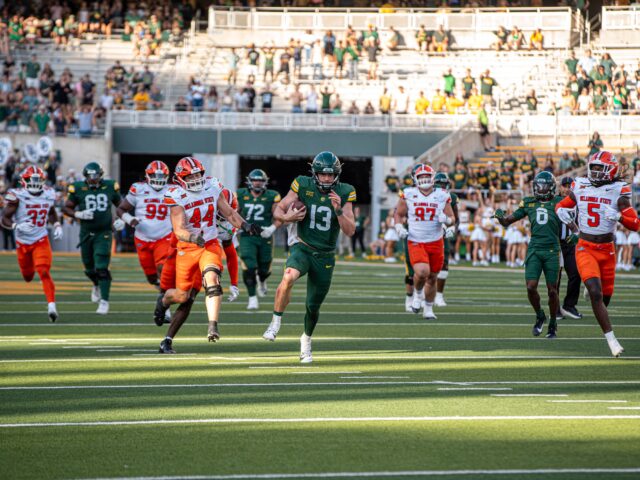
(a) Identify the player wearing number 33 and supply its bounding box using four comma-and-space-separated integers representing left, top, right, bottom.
1, 166, 63, 322
262, 152, 356, 364
555, 151, 639, 357
394, 163, 455, 320
63, 162, 122, 315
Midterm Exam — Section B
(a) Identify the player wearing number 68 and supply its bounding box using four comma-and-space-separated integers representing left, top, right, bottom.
63, 162, 122, 315
261, 151, 356, 363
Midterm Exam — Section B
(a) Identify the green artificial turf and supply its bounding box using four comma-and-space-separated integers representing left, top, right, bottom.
0, 253, 639, 480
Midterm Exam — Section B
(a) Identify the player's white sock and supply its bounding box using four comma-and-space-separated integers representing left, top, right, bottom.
605, 331, 616, 342
411, 289, 425, 312
263, 313, 282, 341
465, 253, 471, 261
423, 301, 437, 319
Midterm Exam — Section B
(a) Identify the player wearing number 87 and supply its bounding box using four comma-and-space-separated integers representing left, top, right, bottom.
116, 161, 173, 292
495, 171, 564, 338
262, 151, 356, 363
555, 151, 640, 357
1, 166, 62, 322
394, 163, 454, 320
236, 169, 282, 310
63, 162, 122, 315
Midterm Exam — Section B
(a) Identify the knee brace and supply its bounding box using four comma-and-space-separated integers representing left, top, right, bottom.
85, 270, 99, 285
404, 275, 414, 286
205, 284, 223, 298
243, 268, 257, 287
202, 266, 221, 297
96, 269, 111, 281
437, 270, 448, 280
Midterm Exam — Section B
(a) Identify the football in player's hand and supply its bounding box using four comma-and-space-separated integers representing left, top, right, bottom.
289, 200, 305, 213
288, 200, 306, 222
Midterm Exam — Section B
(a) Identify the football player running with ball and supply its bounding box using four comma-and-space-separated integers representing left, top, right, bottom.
555, 152, 639, 356
1, 166, 63, 322
495, 171, 568, 338
262, 152, 356, 363
394, 164, 455, 320
63, 162, 122, 315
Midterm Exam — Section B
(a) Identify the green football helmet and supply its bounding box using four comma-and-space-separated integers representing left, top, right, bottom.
311, 151, 341, 193
246, 168, 268, 193
434, 172, 450, 190
83, 162, 104, 189
532, 171, 556, 201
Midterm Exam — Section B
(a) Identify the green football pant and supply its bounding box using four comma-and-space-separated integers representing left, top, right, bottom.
442, 236, 451, 270
80, 230, 112, 301
403, 237, 414, 277
525, 247, 560, 285
239, 235, 273, 296
285, 243, 335, 336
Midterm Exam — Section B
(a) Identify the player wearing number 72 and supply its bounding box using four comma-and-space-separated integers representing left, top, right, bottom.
63, 162, 122, 315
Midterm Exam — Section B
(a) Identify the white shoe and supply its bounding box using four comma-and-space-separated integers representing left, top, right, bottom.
405, 296, 413, 313
91, 285, 100, 303
300, 333, 313, 363
247, 296, 259, 310
227, 285, 240, 302
449, 258, 458, 265
263, 319, 281, 341
472, 261, 479, 267
423, 303, 437, 320
608, 339, 624, 358
465, 253, 471, 261
411, 293, 424, 313
454, 253, 460, 261
96, 300, 109, 315
434, 293, 447, 307
47, 302, 58, 323
480, 260, 489, 266
384, 257, 397, 263
164, 308, 172, 322
257, 280, 268, 297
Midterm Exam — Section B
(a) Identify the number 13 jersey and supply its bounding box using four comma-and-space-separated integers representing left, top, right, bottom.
400, 187, 451, 243
571, 177, 631, 236
126, 182, 172, 242
5, 187, 56, 245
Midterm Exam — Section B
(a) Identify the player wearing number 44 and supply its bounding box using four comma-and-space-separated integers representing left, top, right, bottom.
63, 162, 122, 315
1, 166, 63, 322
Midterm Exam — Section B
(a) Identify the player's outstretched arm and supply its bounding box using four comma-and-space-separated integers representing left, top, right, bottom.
218, 194, 261, 235
116, 198, 139, 227
0, 200, 17, 230
615, 195, 640, 232
273, 190, 306, 224
494, 208, 518, 227
170, 205, 204, 246
62, 198, 78, 219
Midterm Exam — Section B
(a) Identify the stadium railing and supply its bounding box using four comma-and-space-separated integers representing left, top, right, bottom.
599, 6, 640, 46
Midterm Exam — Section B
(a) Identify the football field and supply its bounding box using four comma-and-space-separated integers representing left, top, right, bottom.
1, 252, 639, 480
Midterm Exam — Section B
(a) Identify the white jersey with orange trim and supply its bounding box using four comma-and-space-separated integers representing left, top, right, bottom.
572, 177, 631, 236
125, 182, 172, 242
164, 177, 223, 243
5, 187, 56, 245
401, 186, 451, 243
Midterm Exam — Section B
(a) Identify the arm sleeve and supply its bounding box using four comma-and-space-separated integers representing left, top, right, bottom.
290, 176, 301, 194
112, 183, 122, 205
511, 200, 527, 221
555, 195, 577, 210
620, 207, 640, 232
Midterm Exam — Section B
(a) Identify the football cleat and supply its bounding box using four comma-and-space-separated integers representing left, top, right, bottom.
247, 296, 259, 310
434, 293, 447, 307
608, 339, 624, 358
154, 294, 169, 326
300, 333, 313, 363
561, 305, 583, 319
96, 300, 109, 315
532, 314, 546, 337
258, 280, 268, 297
91, 285, 101, 303
159, 338, 176, 354
47, 303, 58, 323
545, 327, 557, 339
227, 285, 240, 302
423, 304, 437, 320
404, 296, 413, 313
207, 321, 220, 342
555, 310, 564, 320
411, 294, 423, 314
263, 320, 281, 342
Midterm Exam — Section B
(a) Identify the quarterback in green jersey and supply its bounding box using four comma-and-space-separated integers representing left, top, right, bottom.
495, 171, 575, 338
63, 162, 122, 315
262, 152, 356, 363
433, 172, 460, 307
236, 169, 282, 310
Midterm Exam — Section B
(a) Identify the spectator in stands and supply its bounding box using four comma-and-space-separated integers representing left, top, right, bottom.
529, 29, 543, 51
467, 87, 483, 114
365, 37, 379, 80
414, 91, 429, 115
277, 47, 292, 84
577, 67, 593, 94
262, 46, 275, 83
361, 24, 379, 47
243, 81, 256, 112
261, 84, 274, 113
560, 88, 576, 114
612, 86, 628, 114
394, 86, 409, 114
346, 39, 359, 80
578, 49, 597, 77
565, 50, 578, 76
51, 19, 68, 48
331, 94, 343, 114
364, 101, 375, 114
99, 88, 114, 110
480, 70, 497, 106
446, 91, 464, 114
600, 53, 616, 78
174, 95, 189, 112
150, 85, 164, 110
347, 100, 359, 115
431, 89, 446, 113
18, 103, 32, 133
592, 65, 611, 94
576, 87, 593, 114
507, 27, 524, 51
450, 163, 469, 191
402, 167, 413, 189
567, 74, 580, 100
320, 85, 334, 114
501, 149, 517, 172
323, 30, 336, 64
246, 43, 260, 79
227, 48, 239, 86
500, 165, 515, 190
571, 151, 585, 170
526, 90, 538, 112
543, 154, 555, 174
312, 39, 324, 80
612, 64, 628, 89
25, 54, 40, 90
293, 39, 302, 80
305, 86, 318, 114
416, 25, 430, 52
290, 84, 303, 113
77, 104, 94, 137
31, 106, 50, 134
588, 132, 603, 156
430, 25, 449, 52
385, 26, 400, 52
189, 79, 206, 112
478, 104, 491, 152
385, 168, 400, 193
559, 152, 572, 173
493, 26, 508, 51
333, 40, 346, 79
443, 68, 455, 97
133, 86, 149, 110
379, 88, 392, 115
520, 151, 538, 183
462, 68, 475, 100
80, 74, 95, 106
234, 88, 249, 112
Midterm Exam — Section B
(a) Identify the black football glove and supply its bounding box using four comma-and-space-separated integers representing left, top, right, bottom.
241, 222, 262, 236
188, 233, 206, 247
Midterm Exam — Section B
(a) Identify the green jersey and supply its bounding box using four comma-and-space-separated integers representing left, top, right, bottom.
290, 175, 356, 253
236, 188, 281, 231
450, 169, 468, 190
512, 196, 562, 251
67, 180, 121, 232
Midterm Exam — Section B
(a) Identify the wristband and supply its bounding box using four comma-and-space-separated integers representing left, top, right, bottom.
336, 208, 344, 217
53, 222, 61, 228
122, 212, 136, 225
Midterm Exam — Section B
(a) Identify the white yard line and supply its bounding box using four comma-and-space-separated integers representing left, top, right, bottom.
609, 407, 640, 410
339, 376, 410, 379
437, 388, 513, 391
548, 400, 628, 404
491, 394, 569, 397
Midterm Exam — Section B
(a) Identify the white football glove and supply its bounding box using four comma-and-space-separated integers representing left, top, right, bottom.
227, 285, 240, 302
74, 209, 94, 220
556, 207, 576, 225
113, 218, 126, 231
260, 224, 277, 239
53, 222, 63, 240
445, 226, 456, 239
13, 222, 36, 234
395, 223, 408, 239
121, 212, 140, 227
438, 213, 453, 225
603, 206, 621, 222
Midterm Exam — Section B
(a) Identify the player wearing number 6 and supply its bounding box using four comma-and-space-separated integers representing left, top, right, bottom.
394, 163, 454, 320
236, 169, 282, 310
262, 152, 356, 363
63, 162, 122, 315
555, 151, 639, 357
495, 171, 566, 338
1, 166, 63, 322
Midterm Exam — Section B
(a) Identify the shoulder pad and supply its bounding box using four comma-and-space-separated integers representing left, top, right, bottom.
620, 184, 631, 196
5, 190, 18, 203
273, 192, 282, 203
518, 200, 525, 208
129, 184, 138, 195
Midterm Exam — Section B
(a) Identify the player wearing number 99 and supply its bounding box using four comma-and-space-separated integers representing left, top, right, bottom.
63, 162, 122, 315
495, 171, 565, 339
262, 152, 356, 364
236, 169, 282, 310
1, 166, 63, 323
116, 161, 173, 291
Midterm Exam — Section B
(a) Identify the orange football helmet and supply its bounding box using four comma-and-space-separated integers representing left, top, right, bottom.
145, 160, 170, 191
411, 163, 435, 189
588, 151, 618, 185
21, 165, 46, 194
174, 156, 205, 192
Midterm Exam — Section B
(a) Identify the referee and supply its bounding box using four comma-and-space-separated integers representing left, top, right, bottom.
557, 177, 583, 319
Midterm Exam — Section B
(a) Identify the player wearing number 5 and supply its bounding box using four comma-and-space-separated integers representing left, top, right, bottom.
63, 162, 122, 315
1, 166, 63, 322
262, 152, 356, 363
394, 163, 454, 320
116, 161, 173, 292
495, 171, 566, 338
236, 169, 282, 310
556, 152, 640, 357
